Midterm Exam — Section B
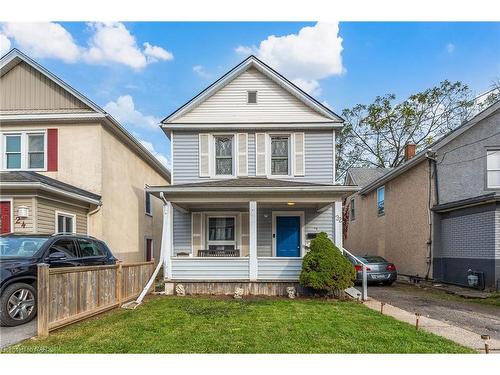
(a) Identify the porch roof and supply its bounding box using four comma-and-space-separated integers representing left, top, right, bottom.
147, 177, 358, 202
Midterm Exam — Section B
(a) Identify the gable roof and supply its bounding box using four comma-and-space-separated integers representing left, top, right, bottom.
161, 55, 344, 126
0, 171, 101, 205
345, 167, 393, 187
0, 49, 170, 181
359, 100, 500, 195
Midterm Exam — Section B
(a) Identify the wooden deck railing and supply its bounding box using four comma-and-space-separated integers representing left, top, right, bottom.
37, 260, 154, 337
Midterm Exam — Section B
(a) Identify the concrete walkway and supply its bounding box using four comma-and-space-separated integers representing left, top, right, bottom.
0, 319, 37, 349
364, 299, 500, 352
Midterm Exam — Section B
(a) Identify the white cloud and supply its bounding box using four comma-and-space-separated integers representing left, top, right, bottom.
446, 43, 455, 53
143, 42, 173, 63
104, 95, 160, 131
192, 64, 211, 79
0, 33, 11, 56
235, 22, 344, 95
0, 22, 173, 70
138, 139, 170, 169
1, 22, 80, 62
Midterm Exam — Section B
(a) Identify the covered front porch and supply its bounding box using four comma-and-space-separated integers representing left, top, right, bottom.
147, 178, 358, 285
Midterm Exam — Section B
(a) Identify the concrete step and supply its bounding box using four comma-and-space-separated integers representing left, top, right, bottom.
345, 287, 362, 300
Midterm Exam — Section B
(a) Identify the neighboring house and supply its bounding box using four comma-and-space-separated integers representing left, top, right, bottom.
0, 49, 170, 262
344, 101, 500, 289
147, 56, 357, 294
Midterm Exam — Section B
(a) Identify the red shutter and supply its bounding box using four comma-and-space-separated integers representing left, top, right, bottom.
47, 129, 58, 171
0, 202, 11, 234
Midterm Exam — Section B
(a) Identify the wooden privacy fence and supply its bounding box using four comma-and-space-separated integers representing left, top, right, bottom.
37, 261, 154, 337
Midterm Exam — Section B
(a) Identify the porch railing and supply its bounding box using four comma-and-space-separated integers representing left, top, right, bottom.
339, 246, 368, 300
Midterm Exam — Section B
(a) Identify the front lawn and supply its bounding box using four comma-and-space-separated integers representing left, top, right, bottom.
3, 296, 473, 353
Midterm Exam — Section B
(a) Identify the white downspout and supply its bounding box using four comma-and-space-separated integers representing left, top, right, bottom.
122, 192, 170, 309
86, 203, 102, 236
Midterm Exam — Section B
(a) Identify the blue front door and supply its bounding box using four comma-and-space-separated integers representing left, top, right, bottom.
276, 216, 301, 257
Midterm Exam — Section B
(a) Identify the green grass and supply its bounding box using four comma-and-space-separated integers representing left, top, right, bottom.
3, 296, 473, 354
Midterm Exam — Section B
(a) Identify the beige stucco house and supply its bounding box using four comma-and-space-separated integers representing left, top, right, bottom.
0, 49, 170, 262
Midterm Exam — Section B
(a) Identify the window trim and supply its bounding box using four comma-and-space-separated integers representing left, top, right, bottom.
213, 134, 235, 178
269, 133, 292, 177
206, 215, 237, 250
55, 210, 76, 234
350, 197, 356, 221
247, 90, 258, 104
377, 186, 385, 217
145, 191, 153, 216
486, 148, 500, 190
1, 130, 47, 171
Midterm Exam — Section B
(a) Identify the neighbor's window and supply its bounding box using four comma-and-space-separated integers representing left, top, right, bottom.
3, 132, 45, 170
215, 136, 233, 175
377, 186, 385, 216
207, 217, 235, 250
145, 192, 152, 215
271, 136, 290, 175
56, 212, 75, 233
487, 150, 500, 189
247, 91, 257, 104
350, 198, 356, 221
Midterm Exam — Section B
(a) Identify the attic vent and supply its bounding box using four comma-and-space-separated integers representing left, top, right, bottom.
247, 91, 257, 104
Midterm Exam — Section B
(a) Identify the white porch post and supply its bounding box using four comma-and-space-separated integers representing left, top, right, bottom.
334, 200, 343, 248
162, 201, 174, 280
249, 200, 258, 281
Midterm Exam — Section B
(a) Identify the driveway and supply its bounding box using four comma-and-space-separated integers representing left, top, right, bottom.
362, 283, 500, 340
0, 319, 37, 349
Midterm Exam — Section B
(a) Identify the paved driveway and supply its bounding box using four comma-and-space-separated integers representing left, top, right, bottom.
0, 319, 37, 349
362, 283, 500, 340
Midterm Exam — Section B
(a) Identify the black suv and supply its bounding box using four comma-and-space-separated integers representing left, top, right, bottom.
0, 234, 117, 327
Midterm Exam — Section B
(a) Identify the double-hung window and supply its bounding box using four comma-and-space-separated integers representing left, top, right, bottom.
487, 150, 500, 189
271, 136, 290, 175
207, 216, 235, 251
377, 186, 385, 216
214, 135, 233, 175
2, 131, 46, 170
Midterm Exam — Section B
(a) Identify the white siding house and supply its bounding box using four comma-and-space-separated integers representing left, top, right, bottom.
148, 55, 357, 295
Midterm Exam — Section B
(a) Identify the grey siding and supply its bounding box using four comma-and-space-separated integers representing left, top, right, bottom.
434, 203, 498, 288
436, 110, 500, 204
172, 130, 334, 184
171, 206, 335, 257
173, 208, 191, 254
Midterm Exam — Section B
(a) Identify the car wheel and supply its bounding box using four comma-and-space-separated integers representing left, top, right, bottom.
0, 283, 37, 327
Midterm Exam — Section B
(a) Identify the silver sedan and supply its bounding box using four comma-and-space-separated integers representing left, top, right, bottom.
346, 255, 397, 286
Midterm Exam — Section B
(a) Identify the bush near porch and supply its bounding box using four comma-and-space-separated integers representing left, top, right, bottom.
3, 296, 472, 353
300, 232, 355, 296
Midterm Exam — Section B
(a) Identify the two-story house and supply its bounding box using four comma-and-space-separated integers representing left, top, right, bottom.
344, 101, 500, 289
0, 49, 170, 262
147, 56, 357, 295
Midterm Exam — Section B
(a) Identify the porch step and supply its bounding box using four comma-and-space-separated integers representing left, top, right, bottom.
344, 287, 362, 300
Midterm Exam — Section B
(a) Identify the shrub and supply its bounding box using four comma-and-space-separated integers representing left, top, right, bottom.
299, 232, 355, 296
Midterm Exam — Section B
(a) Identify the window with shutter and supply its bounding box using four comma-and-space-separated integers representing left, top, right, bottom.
214, 135, 233, 175
293, 132, 305, 176
199, 134, 210, 177
255, 133, 267, 176
237, 133, 248, 176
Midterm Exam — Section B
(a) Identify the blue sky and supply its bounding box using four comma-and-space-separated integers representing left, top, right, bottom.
1, 22, 499, 167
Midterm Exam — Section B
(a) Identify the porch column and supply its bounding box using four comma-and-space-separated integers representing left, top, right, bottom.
249, 200, 258, 281
162, 201, 174, 280
334, 200, 343, 249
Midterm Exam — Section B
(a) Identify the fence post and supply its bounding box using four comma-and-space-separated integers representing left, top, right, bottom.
116, 261, 123, 306
37, 263, 49, 337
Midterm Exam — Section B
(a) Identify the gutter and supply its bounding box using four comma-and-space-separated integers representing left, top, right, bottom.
0, 182, 101, 205
146, 185, 360, 194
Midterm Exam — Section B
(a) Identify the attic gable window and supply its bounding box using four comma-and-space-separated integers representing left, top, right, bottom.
247, 91, 257, 104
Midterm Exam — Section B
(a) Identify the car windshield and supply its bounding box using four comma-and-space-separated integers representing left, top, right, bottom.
360, 256, 387, 263
0, 237, 49, 258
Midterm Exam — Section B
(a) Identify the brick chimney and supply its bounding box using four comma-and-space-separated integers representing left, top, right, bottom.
404, 144, 416, 161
